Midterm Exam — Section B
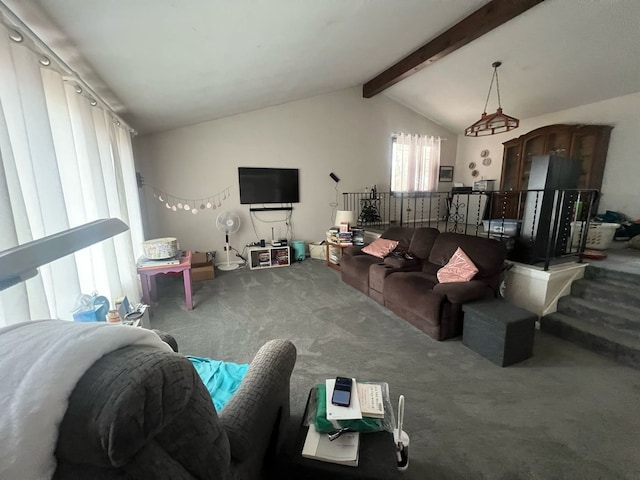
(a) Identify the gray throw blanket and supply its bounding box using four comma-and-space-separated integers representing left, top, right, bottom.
0, 320, 171, 480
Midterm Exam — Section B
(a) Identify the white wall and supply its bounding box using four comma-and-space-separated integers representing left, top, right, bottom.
455, 92, 640, 220
134, 86, 456, 256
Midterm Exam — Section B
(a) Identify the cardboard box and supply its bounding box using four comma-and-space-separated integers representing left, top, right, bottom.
191, 252, 209, 267
191, 252, 215, 281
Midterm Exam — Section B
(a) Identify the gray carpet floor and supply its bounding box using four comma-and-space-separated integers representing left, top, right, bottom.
150, 259, 640, 480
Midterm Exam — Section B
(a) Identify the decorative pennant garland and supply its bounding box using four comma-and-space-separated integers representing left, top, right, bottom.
146, 185, 232, 215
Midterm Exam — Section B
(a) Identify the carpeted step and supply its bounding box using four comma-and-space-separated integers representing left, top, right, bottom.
556, 296, 640, 338
584, 265, 640, 288
570, 279, 640, 310
541, 312, 640, 369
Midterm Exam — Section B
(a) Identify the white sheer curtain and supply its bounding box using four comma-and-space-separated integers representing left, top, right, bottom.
0, 23, 144, 326
391, 133, 441, 192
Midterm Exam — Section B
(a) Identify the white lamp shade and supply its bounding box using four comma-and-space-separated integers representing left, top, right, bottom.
334, 210, 356, 228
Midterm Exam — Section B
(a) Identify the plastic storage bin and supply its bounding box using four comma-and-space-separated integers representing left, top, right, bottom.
73, 305, 104, 322
482, 219, 521, 237
291, 240, 306, 262
72, 295, 110, 322
570, 222, 620, 250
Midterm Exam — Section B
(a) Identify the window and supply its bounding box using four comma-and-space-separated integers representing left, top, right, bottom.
391, 133, 441, 193
0, 22, 144, 326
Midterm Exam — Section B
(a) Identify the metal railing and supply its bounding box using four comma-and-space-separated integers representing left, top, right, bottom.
342, 189, 600, 270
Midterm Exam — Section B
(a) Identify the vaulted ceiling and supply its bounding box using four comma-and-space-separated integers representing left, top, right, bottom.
9, 0, 640, 135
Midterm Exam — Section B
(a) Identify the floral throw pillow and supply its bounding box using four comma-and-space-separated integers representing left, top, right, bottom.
362, 238, 399, 258
437, 247, 479, 283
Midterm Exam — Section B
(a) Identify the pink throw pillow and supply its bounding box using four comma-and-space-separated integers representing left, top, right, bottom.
362, 238, 399, 258
437, 247, 479, 283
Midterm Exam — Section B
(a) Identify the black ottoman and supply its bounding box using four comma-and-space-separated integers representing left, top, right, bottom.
462, 299, 537, 366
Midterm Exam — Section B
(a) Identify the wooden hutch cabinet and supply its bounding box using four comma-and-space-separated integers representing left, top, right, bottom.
494, 124, 612, 218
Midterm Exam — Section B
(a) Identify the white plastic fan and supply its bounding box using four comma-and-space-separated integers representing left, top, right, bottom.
216, 211, 241, 271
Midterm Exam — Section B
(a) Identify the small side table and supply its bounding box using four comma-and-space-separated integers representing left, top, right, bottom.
283, 387, 402, 479
137, 251, 193, 310
325, 241, 351, 271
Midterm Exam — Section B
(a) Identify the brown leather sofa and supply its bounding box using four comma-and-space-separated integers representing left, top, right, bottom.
341, 228, 506, 341
340, 226, 420, 295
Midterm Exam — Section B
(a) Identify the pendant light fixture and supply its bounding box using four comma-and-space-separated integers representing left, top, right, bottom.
465, 61, 519, 137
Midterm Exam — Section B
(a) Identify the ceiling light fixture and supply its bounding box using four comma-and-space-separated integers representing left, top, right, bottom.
39, 56, 51, 66
465, 61, 519, 137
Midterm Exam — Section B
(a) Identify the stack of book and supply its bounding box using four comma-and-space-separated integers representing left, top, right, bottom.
326, 227, 339, 243
336, 231, 352, 246
258, 252, 270, 266
302, 380, 385, 467
302, 424, 359, 467
275, 249, 289, 265
326, 227, 353, 246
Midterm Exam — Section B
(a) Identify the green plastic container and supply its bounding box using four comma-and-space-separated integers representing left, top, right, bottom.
291, 240, 306, 262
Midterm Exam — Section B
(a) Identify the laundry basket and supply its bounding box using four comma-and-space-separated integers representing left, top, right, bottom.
570, 222, 620, 250
309, 242, 326, 260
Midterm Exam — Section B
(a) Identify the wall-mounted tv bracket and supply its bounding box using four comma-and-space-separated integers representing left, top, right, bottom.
249, 206, 293, 212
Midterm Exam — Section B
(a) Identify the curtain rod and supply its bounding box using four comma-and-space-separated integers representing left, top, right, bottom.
392, 133, 447, 140
0, 2, 137, 135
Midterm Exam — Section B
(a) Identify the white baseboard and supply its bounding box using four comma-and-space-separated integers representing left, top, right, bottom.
215, 259, 243, 267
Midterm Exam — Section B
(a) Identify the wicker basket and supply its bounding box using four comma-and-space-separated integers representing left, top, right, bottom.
570, 222, 620, 250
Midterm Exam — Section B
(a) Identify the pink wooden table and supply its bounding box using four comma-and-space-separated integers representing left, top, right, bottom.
137, 251, 193, 310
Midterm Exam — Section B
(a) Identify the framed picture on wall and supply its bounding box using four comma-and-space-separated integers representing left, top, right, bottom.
439, 166, 454, 182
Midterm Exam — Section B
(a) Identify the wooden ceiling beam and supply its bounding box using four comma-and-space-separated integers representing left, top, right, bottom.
362, 0, 545, 98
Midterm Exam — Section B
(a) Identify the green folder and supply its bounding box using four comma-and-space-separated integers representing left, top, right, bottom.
315, 383, 382, 434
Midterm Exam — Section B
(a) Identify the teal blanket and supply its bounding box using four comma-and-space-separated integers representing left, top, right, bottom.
187, 356, 249, 411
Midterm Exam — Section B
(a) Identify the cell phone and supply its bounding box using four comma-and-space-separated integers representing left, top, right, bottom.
331, 376, 353, 407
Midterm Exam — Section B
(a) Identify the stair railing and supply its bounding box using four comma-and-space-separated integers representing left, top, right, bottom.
342, 188, 599, 270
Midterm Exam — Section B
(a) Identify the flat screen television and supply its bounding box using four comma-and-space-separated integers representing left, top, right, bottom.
238, 167, 300, 204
